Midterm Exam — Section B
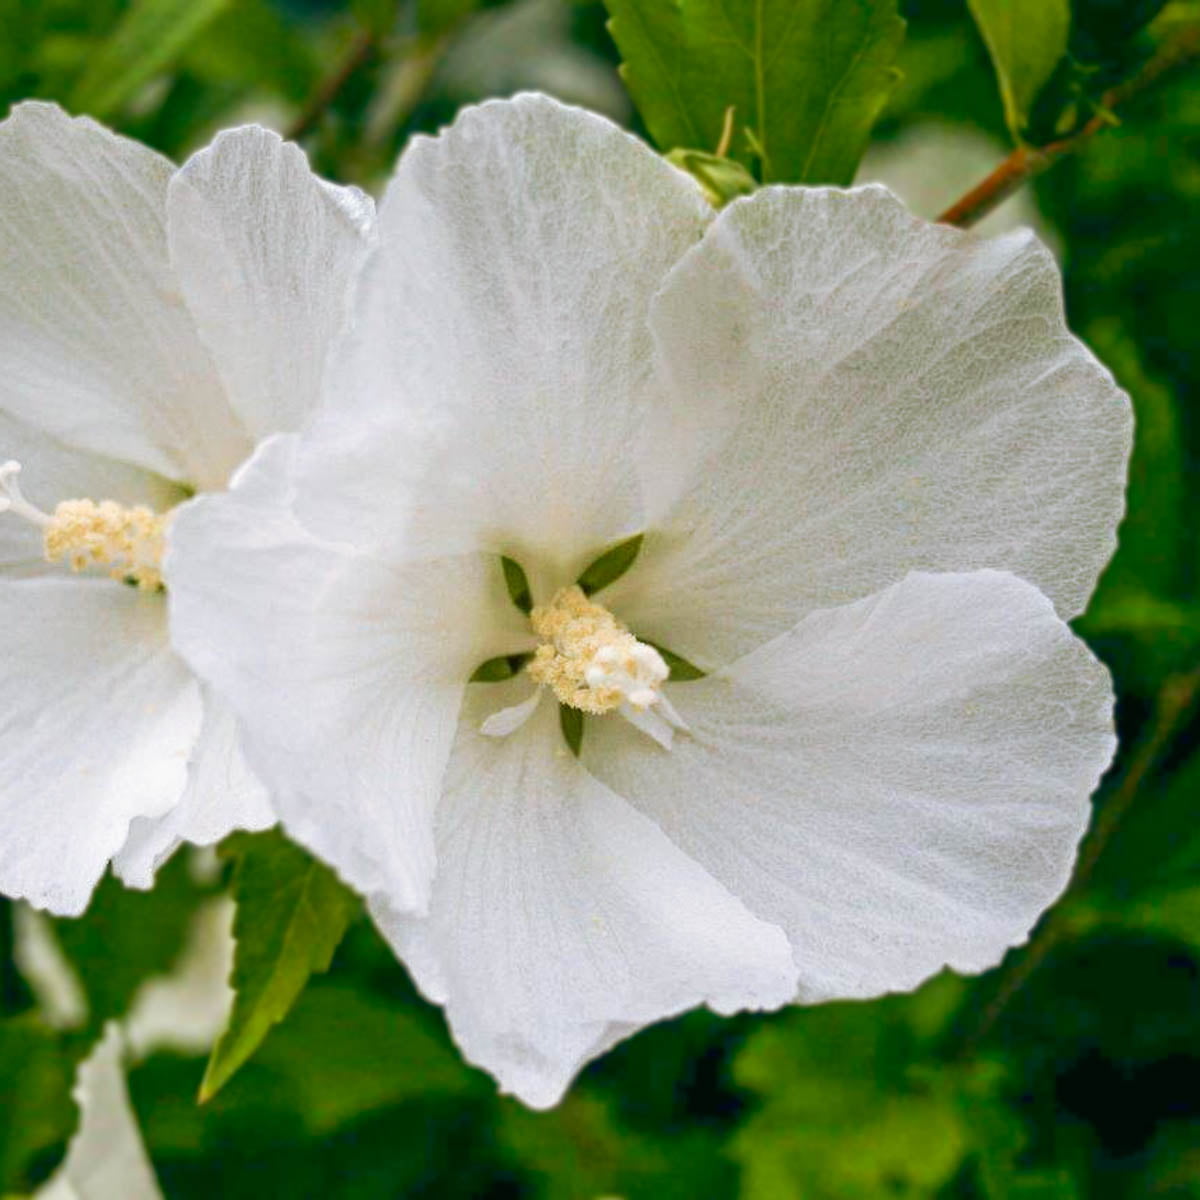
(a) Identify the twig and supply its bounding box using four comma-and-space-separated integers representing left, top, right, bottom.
940, 23, 1200, 229
957, 664, 1200, 1059
286, 25, 384, 143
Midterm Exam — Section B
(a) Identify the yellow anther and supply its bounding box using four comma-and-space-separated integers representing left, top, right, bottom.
528, 585, 668, 714
1, 461, 170, 591
43, 499, 169, 591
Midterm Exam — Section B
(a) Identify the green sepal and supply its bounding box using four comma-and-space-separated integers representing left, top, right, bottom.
665, 148, 758, 207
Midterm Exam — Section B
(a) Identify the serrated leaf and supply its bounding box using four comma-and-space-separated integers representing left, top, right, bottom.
200, 830, 358, 1102
604, 0, 905, 184
966, 0, 1070, 140
69, 0, 234, 119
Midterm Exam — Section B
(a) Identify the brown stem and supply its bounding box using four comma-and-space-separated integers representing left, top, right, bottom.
957, 664, 1200, 1059
940, 24, 1200, 229
286, 25, 384, 143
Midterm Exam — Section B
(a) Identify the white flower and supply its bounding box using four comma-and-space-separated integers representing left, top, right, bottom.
0, 103, 374, 914
169, 95, 1131, 1108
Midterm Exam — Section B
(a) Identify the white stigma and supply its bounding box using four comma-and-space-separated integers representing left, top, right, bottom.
0, 460, 52, 528
582, 641, 669, 710
0, 459, 169, 591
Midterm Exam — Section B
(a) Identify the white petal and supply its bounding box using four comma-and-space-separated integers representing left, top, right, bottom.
480, 685, 542, 737
37, 1025, 162, 1200
167, 125, 375, 444
167, 435, 530, 915
293, 93, 711, 580
0, 409, 184, 577
0, 579, 202, 915
112, 690, 274, 890
373, 679, 796, 1109
0, 103, 248, 490
586, 571, 1116, 1001
618, 700, 677, 750
604, 185, 1131, 666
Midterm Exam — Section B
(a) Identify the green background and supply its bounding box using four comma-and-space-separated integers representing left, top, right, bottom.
2, 0, 1199, 1195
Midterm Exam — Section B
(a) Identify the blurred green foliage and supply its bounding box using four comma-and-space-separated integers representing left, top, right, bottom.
2, 0, 1200, 1196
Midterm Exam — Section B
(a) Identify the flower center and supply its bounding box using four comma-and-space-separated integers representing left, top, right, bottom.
0, 460, 169, 591
527, 585, 668, 714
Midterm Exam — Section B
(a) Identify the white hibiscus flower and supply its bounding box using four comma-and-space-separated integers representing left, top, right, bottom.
168, 95, 1131, 1108
0, 103, 374, 914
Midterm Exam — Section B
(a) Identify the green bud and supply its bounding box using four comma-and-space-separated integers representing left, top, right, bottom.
666, 148, 758, 209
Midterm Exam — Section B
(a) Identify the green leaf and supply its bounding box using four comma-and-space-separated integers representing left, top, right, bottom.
200, 830, 359, 1102
604, 0, 905, 184
252, 983, 476, 1133
1102, 884, 1200, 946
69, 0, 234, 119
353, 0, 400, 37
1083, 319, 1187, 606
1136, 1120, 1200, 1198
1091, 750, 1200, 897
733, 978, 999, 1200
1, 900, 33, 1017
1072, 323, 1195, 692
0, 1016, 78, 1193
966, 0, 1070, 139
1073, 750, 1200, 946
500, 1090, 728, 1200
184, 0, 319, 104
734, 1007, 971, 1198
418, 0, 480, 38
